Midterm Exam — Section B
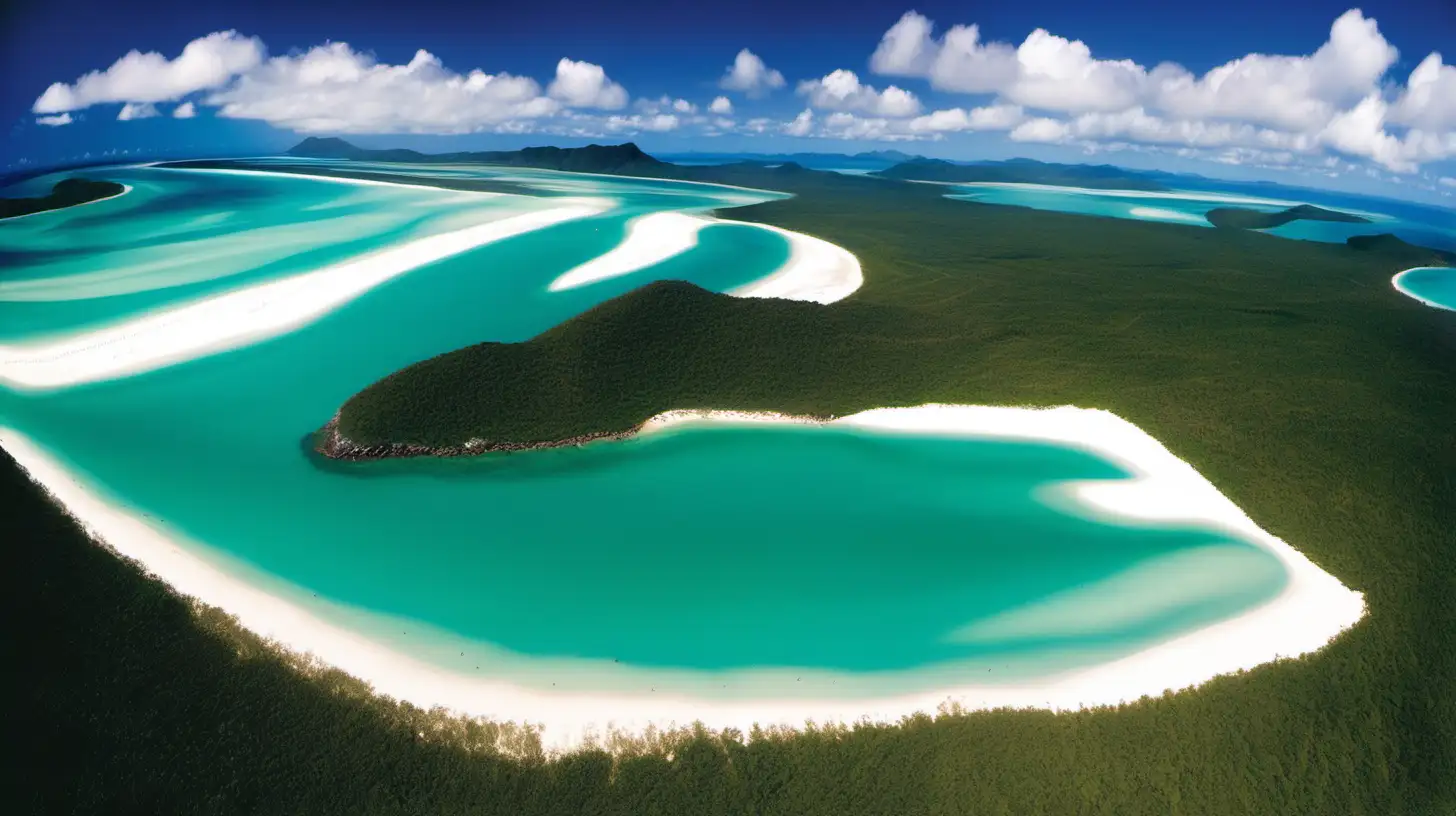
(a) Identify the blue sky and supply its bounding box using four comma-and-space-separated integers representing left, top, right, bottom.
4, 0, 1455, 203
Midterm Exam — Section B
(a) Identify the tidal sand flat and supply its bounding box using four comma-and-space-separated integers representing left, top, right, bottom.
1393, 266, 1456, 311
0, 161, 1360, 753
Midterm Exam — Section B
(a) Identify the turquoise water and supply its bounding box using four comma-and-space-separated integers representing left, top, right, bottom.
945, 182, 1456, 249
0, 162, 1289, 695
1394, 267, 1456, 311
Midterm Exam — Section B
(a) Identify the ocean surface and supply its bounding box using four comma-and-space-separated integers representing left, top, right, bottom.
0, 161, 1291, 698
944, 182, 1456, 250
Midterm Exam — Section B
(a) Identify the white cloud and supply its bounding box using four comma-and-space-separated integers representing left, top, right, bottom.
34, 30, 264, 113
797, 69, 921, 117
713, 116, 735, 129
1439, 176, 1456, 187
36, 113, 72, 127
207, 45, 558, 134
1009, 117, 1071, 143
547, 58, 627, 109
117, 102, 159, 120
784, 109, 814, 137
719, 49, 785, 96
635, 95, 696, 115
709, 95, 733, 114
867, 8, 1455, 172
603, 113, 680, 132
173, 101, 196, 118
906, 104, 1025, 133
1390, 53, 1456, 131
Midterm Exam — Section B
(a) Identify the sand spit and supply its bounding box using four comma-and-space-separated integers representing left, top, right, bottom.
0, 201, 609, 391
722, 219, 863, 304
549, 212, 714, 291
1392, 266, 1455, 311
2, 404, 1364, 754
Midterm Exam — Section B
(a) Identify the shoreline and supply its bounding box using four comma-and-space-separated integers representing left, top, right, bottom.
0, 182, 133, 223
0, 199, 610, 391
1391, 266, 1455, 311
20, 403, 1366, 754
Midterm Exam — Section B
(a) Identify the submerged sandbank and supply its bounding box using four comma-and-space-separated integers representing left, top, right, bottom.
0, 201, 609, 391
0, 403, 1363, 754
1392, 266, 1456, 311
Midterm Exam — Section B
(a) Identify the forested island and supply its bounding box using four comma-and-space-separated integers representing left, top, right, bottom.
1205, 203, 1371, 230
0, 177, 125, 219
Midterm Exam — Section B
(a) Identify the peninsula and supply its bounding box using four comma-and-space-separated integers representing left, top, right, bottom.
0, 177, 126, 220
1204, 203, 1370, 230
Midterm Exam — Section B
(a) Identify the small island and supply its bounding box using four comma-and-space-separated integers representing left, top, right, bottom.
1204, 203, 1370, 230
0, 177, 127, 220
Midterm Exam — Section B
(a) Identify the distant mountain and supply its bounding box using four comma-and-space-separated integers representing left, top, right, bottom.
287, 138, 670, 175
1346, 233, 1456, 264
659, 149, 925, 169
1206, 204, 1371, 230
872, 158, 1170, 191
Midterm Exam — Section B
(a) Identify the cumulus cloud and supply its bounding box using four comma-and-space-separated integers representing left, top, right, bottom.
117, 102, 159, 120
173, 101, 196, 118
604, 113, 680, 132
868, 8, 1456, 172
784, 109, 814, 136
547, 58, 628, 109
1009, 117, 1071, 143
207, 45, 559, 134
34, 30, 263, 113
1440, 176, 1456, 187
720, 49, 785, 96
797, 69, 921, 116
1390, 53, 1456, 131
636, 95, 695, 115
36, 113, 73, 127
907, 104, 1025, 133
709, 95, 733, 114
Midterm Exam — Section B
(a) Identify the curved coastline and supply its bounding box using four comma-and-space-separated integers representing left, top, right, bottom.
1392, 266, 1456, 311
3, 404, 1365, 754
0, 182, 132, 223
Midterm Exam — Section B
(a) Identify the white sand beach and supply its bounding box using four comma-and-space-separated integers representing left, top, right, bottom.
1392, 267, 1455, 311
549, 212, 713, 291
0, 403, 1364, 755
0, 201, 608, 391
724, 218, 863, 304
1127, 206, 1208, 223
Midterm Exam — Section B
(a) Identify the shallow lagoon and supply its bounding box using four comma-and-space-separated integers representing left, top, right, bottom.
1, 163, 1296, 699
945, 182, 1456, 250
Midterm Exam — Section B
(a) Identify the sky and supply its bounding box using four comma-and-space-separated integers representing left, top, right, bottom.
3, 0, 1455, 204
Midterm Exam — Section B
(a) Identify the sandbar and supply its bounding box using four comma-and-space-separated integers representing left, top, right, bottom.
549, 212, 713, 291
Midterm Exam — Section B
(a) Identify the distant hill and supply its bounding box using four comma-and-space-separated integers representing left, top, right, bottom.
872, 158, 1170, 191
659, 149, 925, 169
1206, 204, 1371, 230
1345, 233, 1456, 264
287, 137, 671, 175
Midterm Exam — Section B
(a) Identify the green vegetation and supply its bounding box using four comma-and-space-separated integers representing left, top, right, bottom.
872, 157, 1171, 190
1347, 232, 1456, 266
0, 177, 124, 219
12, 156, 1456, 813
1205, 203, 1371, 230
287, 136, 674, 175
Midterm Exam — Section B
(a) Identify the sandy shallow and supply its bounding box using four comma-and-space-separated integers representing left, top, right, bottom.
549, 212, 713, 291
1392, 266, 1455, 311
0, 201, 609, 391
0, 403, 1364, 754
